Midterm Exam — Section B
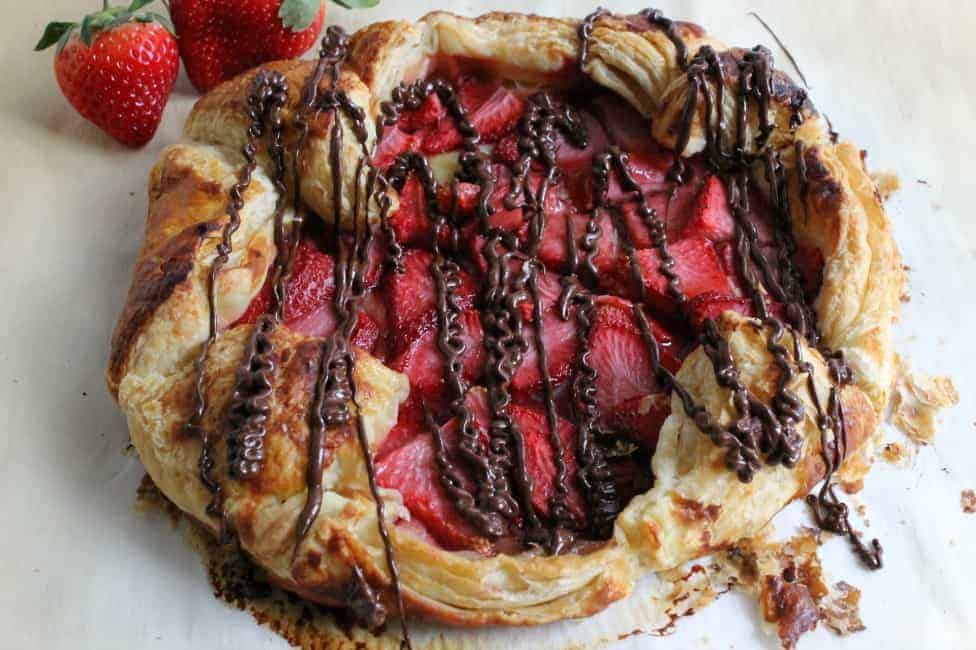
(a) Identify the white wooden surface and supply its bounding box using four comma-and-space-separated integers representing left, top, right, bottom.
1, 1, 974, 648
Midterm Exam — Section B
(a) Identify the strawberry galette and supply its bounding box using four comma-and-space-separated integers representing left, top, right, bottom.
107, 9, 902, 645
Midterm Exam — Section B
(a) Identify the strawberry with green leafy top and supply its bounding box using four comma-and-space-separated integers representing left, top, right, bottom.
170, 0, 379, 93
35, 0, 179, 147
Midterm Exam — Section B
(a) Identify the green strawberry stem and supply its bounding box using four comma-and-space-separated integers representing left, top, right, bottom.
279, 0, 379, 33
35, 0, 173, 52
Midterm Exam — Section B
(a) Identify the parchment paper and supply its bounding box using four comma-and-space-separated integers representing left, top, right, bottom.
1, 1, 974, 648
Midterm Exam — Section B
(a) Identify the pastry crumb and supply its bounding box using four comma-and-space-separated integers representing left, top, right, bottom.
890, 358, 959, 445
870, 171, 900, 201
821, 581, 866, 635
879, 442, 910, 466
962, 490, 976, 514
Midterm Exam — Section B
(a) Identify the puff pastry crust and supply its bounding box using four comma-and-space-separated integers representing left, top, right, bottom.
107, 10, 902, 627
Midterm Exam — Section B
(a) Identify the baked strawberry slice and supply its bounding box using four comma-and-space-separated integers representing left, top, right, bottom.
388, 308, 484, 401
685, 292, 755, 331
388, 174, 433, 248
456, 74, 499, 113
492, 133, 520, 165
587, 296, 681, 413
422, 86, 526, 153
794, 243, 825, 298
373, 126, 421, 169
436, 181, 482, 216
680, 174, 736, 242
377, 395, 427, 459
510, 402, 586, 523
554, 110, 610, 174
604, 236, 734, 312
590, 94, 656, 155
398, 92, 447, 132
512, 311, 580, 395
384, 248, 477, 357
606, 393, 671, 452
375, 432, 487, 551
232, 239, 335, 327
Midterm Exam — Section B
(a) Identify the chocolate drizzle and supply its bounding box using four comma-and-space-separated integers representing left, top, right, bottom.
187, 70, 292, 532
662, 19, 882, 567
180, 10, 891, 642
225, 71, 290, 481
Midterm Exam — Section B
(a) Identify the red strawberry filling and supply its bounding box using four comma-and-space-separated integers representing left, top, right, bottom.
235, 67, 823, 553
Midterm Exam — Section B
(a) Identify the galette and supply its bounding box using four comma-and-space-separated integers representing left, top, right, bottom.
107, 8, 902, 646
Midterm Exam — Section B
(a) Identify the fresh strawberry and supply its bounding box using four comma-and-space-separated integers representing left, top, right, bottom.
233, 238, 336, 327
35, 2, 179, 147
606, 393, 671, 452
680, 174, 736, 242
169, 0, 330, 93
587, 296, 681, 413
389, 309, 484, 401
375, 432, 487, 551
373, 126, 421, 169
398, 92, 447, 132
384, 249, 477, 356
605, 236, 733, 312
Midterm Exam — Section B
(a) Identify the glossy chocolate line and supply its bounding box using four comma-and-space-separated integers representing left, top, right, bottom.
608, 148, 686, 305
226, 70, 289, 481
638, 8, 689, 69
511, 92, 590, 543
746, 12, 810, 89
382, 79, 518, 533
348, 351, 413, 648
393, 150, 507, 538
634, 305, 761, 479
566, 279, 619, 538
670, 34, 882, 564
578, 7, 610, 67
186, 71, 287, 533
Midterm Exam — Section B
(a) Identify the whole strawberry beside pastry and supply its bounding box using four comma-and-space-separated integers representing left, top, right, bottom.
35, 0, 378, 146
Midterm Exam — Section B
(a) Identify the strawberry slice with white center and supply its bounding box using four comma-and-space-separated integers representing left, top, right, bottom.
587, 296, 681, 413
384, 248, 477, 356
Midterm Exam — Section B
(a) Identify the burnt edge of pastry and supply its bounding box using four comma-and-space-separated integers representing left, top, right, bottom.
113, 7, 892, 646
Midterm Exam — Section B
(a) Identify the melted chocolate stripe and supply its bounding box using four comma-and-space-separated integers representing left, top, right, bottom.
187, 71, 289, 534
638, 8, 689, 69
290, 43, 414, 644
670, 34, 882, 567
226, 71, 290, 481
